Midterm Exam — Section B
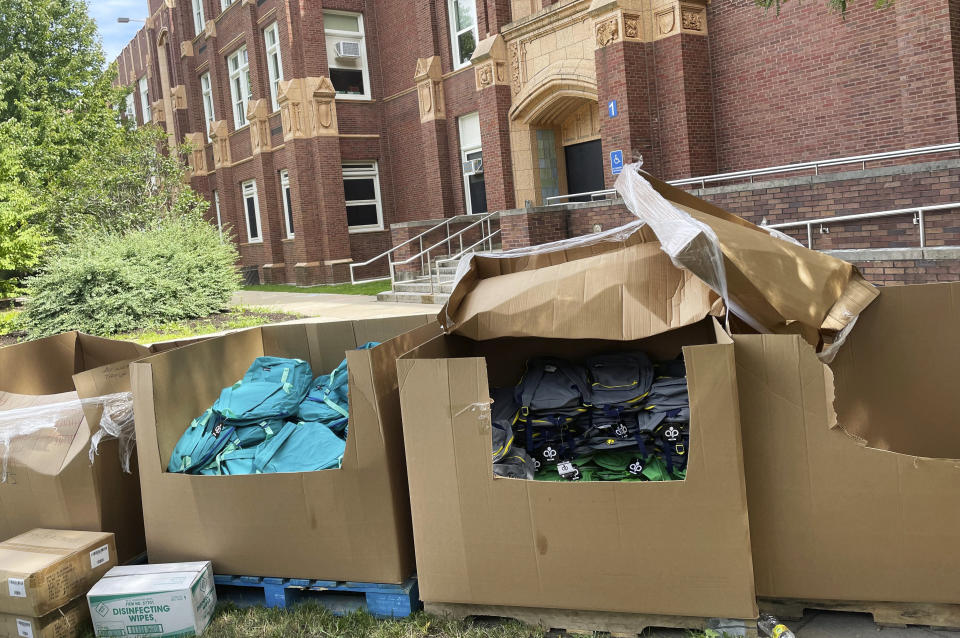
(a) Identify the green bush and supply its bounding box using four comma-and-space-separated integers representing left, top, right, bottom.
22, 217, 241, 338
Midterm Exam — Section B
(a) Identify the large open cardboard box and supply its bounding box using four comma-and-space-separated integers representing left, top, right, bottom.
0, 332, 149, 562
130, 314, 439, 583
735, 281, 960, 605
398, 317, 757, 620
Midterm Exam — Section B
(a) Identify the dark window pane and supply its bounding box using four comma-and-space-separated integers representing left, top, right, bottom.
330, 68, 365, 95
246, 196, 259, 238
347, 204, 379, 227
344, 177, 375, 202
468, 175, 487, 214
284, 187, 294, 233
457, 30, 476, 64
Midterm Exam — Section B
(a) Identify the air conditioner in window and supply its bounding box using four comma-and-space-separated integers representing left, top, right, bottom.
334, 40, 362, 59
462, 158, 483, 176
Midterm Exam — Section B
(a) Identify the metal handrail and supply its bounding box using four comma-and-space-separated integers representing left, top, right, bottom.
544, 142, 960, 206
433, 228, 503, 286
672, 142, 960, 188
389, 212, 499, 293
349, 213, 493, 284
764, 201, 960, 249
544, 189, 618, 206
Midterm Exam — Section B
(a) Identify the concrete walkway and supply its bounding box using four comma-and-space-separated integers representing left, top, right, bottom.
232, 290, 442, 320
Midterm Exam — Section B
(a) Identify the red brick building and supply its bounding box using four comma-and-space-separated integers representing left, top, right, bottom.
115, 0, 960, 286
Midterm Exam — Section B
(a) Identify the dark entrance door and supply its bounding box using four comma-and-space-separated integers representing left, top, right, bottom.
564, 139, 604, 202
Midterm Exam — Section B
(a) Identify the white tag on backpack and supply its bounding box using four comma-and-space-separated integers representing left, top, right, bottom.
8, 578, 26, 597
90, 544, 110, 569
16, 619, 33, 638
557, 461, 580, 481
544, 364, 557, 373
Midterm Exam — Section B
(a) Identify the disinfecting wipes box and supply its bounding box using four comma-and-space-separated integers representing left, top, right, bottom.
86, 562, 216, 638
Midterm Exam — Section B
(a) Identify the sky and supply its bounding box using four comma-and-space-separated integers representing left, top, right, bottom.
90, 0, 150, 63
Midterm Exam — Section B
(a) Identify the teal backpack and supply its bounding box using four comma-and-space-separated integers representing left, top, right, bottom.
197, 420, 346, 476
168, 357, 313, 473
298, 342, 378, 433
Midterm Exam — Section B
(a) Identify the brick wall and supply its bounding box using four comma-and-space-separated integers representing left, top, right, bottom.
707, 0, 960, 173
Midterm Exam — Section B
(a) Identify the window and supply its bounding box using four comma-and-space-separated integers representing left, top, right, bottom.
192, 0, 205, 35
448, 0, 478, 69
212, 189, 223, 240
220, 0, 236, 10
124, 93, 137, 126
227, 46, 251, 129
458, 112, 487, 214
138, 76, 151, 124
324, 11, 370, 100
241, 180, 262, 242
264, 22, 284, 112
200, 72, 215, 140
342, 162, 383, 231
279, 170, 294, 238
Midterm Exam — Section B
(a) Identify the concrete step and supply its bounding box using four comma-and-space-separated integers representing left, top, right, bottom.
392, 281, 454, 294
377, 290, 450, 304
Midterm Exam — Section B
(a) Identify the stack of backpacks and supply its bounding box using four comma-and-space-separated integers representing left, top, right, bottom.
490, 350, 690, 482
167, 344, 377, 475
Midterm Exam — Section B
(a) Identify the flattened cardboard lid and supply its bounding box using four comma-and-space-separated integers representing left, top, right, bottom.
444, 170, 879, 348
629, 170, 879, 348
443, 232, 723, 341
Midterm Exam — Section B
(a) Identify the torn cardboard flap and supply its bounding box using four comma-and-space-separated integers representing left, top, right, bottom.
617, 167, 879, 349
444, 236, 723, 341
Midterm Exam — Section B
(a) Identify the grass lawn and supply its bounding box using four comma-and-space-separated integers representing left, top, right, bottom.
78, 605, 727, 638
113, 306, 302, 345
244, 280, 391, 296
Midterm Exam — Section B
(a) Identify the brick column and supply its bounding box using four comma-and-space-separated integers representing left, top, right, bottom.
415, 56, 457, 219
472, 35, 515, 210
650, 2, 715, 179
278, 77, 351, 284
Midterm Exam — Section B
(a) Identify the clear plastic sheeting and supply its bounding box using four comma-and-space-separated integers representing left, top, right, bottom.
0, 392, 135, 481
88, 392, 136, 473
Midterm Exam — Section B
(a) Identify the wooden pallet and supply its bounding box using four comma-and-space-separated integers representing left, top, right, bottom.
760, 597, 960, 631
214, 574, 420, 618
425, 601, 759, 637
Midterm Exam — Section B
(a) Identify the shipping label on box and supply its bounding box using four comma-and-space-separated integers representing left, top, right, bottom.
87, 562, 216, 638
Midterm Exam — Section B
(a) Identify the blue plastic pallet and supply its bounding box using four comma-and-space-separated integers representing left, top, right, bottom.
213, 574, 420, 618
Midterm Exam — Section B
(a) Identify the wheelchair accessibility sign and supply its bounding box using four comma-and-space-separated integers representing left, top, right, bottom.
610, 150, 624, 175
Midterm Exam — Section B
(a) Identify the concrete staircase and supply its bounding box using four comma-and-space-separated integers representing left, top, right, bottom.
376, 261, 461, 305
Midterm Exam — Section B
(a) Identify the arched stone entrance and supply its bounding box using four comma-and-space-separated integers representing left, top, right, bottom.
508, 59, 601, 205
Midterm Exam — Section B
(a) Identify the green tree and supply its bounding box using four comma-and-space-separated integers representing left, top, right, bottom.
48, 126, 211, 237
0, 144, 48, 296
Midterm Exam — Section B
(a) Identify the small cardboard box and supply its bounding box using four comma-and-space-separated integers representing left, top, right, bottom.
735, 281, 960, 604
0, 529, 116, 617
130, 314, 441, 582
87, 562, 215, 638
0, 332, 149, 562
397, 318, 757, 620
0, 596, 89, 638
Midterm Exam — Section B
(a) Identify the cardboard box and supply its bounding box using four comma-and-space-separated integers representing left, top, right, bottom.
735, 281, 960, 604
0, 333, 149, 562
87, 562, 215, 638
397, 318, 757, 620
0, 529, 116, 617
130, 315, 440, 583
0, 597, 89, 638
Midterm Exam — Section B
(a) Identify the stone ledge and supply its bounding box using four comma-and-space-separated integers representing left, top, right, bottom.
826, 246, 960, 261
